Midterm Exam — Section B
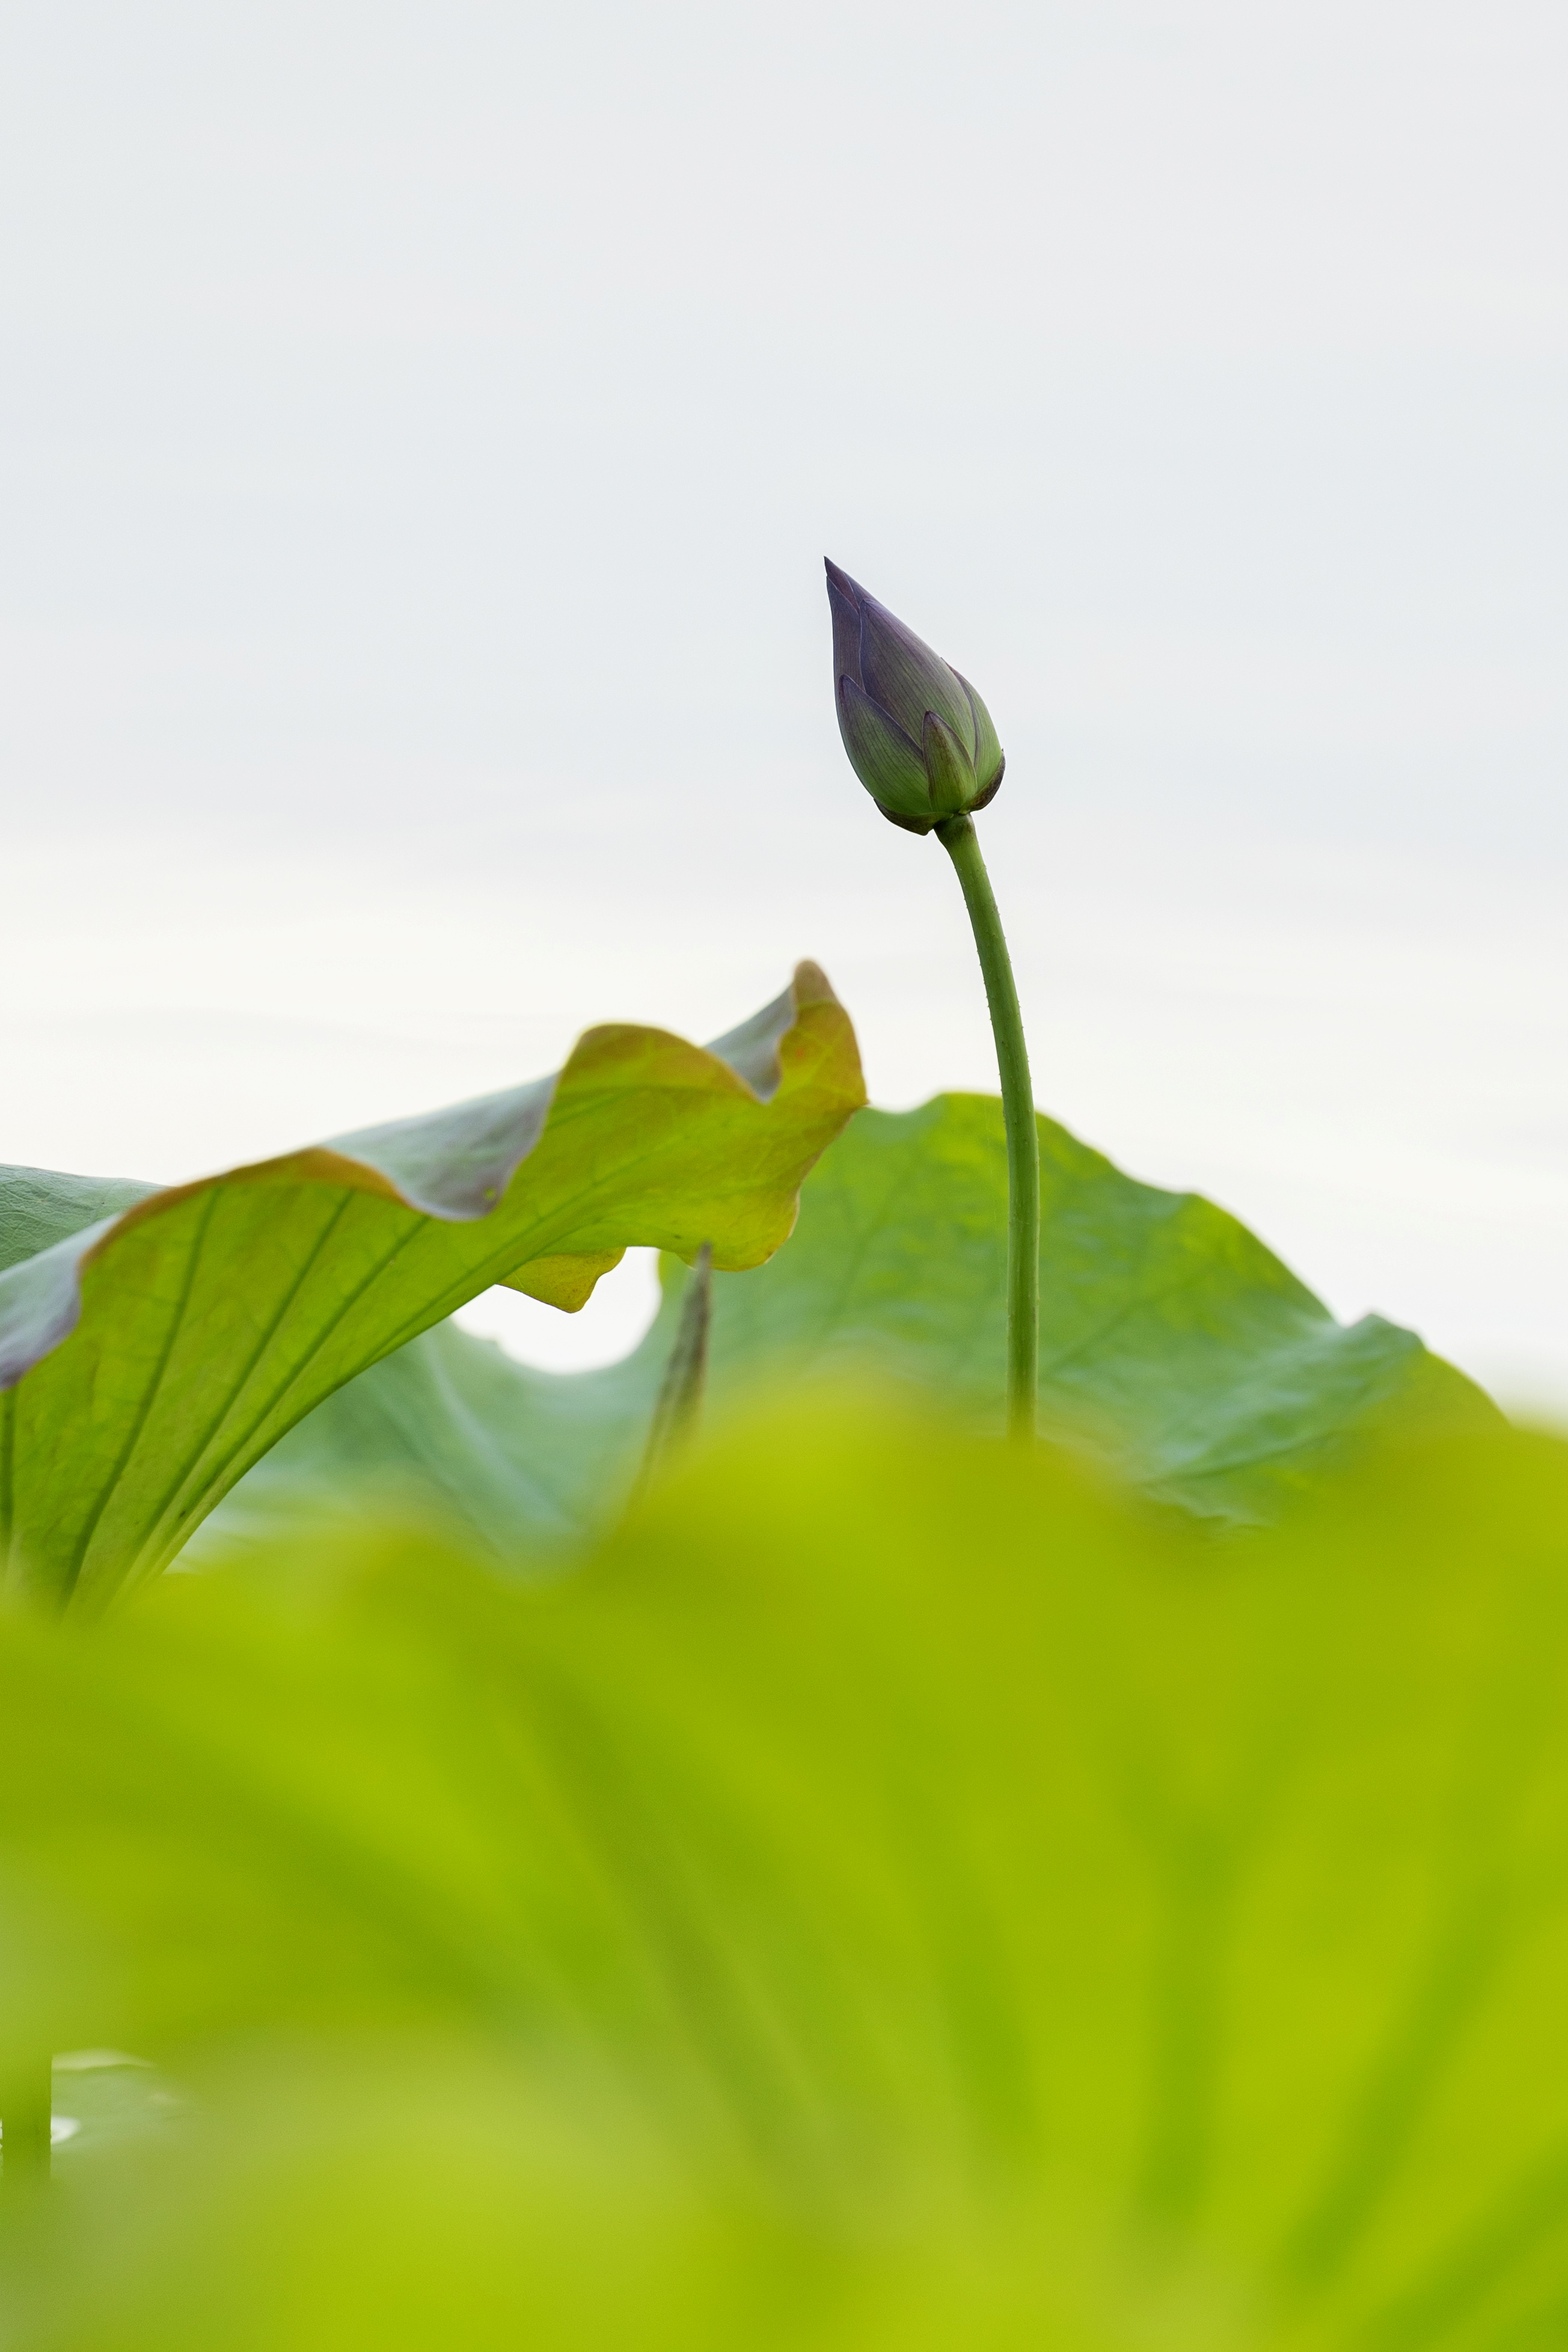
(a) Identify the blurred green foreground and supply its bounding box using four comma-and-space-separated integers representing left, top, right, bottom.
2, 1399, 1567, 2349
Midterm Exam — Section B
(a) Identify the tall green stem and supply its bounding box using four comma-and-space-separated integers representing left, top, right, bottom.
937, 814, 1039, 1440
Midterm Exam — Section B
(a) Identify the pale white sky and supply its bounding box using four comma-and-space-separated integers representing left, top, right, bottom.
1, 1, 1564, 1403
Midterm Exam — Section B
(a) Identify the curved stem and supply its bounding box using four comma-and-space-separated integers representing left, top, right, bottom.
636, 1242, 713, 1490
937, 815, 1039, 1439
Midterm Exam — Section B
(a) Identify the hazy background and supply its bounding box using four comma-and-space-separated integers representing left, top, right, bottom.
2, 0, 1564, 1399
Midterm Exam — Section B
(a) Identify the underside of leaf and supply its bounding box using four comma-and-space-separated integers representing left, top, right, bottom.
0, 963, 865, 1612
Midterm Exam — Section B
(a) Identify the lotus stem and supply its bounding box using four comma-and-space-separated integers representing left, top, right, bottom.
936, 814, 1039, 1439
638, 1242, 714, 1487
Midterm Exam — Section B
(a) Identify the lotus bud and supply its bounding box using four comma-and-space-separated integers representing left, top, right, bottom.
825, 560, 1005, 835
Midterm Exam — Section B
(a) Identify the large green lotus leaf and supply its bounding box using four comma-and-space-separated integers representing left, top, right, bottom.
212, 1093, 1493, 1557
0, 965, 863, 1613
2, 1408, 1568, 2347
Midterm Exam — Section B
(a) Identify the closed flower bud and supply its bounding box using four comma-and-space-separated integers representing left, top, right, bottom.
825, 560, 1005, 835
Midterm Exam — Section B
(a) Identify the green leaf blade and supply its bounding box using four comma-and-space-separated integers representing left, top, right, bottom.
222, 1092, 1493, 1564
0, 966, 865, 1610
3, 1410, 1568, 2344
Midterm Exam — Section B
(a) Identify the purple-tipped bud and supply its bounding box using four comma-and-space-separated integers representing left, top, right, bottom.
825, 560, 1005, 835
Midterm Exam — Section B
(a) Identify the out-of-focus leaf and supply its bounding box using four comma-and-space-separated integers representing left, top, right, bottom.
5, 2048, 843, 2352
214, 1094, 1492, 1557
7, 2038, 1216, 2352
43, 2049, 177, 2160
2, 1407, 1567, 2345
0, 966, 862, 1612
